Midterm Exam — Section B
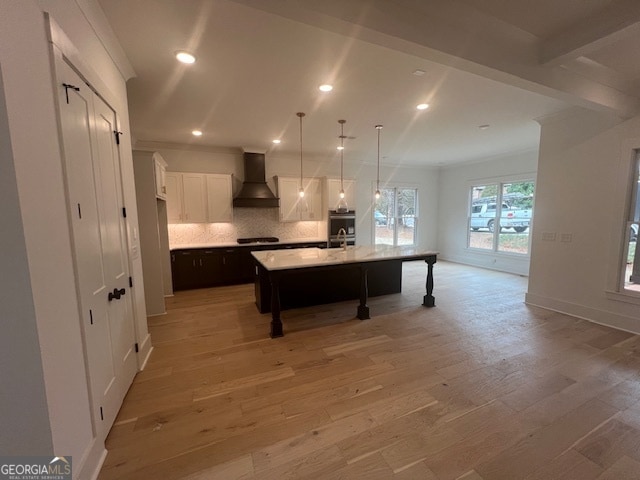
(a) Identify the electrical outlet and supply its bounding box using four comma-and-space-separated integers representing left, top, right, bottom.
542, 232, 556, 241
560, 233, 573, 243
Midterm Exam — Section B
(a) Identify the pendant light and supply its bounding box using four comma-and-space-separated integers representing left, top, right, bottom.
336, 119, 349, 213
296, 112, 308, 212
375, 124, 383, 199
297, 112, 305, 198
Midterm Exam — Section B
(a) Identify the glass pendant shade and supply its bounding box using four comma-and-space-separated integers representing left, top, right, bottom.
337, 195, 348, 212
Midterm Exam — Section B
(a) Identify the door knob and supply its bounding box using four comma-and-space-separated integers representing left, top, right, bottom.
108, 288, 126, 301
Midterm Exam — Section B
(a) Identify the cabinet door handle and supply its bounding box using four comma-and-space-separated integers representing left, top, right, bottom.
223, 257, 226, 265
199, 259, 203, 267
193, 259, 196, 267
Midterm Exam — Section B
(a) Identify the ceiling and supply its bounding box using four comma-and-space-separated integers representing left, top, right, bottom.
98, 0, 640, 167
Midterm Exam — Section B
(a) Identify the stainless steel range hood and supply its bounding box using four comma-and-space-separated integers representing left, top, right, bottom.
233, 152, 280, 208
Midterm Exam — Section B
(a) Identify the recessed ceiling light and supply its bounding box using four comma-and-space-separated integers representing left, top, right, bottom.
176, 51, 196, 64
337, 146, 344, 151
416, 103, 429, 110
479, 124, 490, 130
192, 130, 203, 136
272, 139, 281, 144
413, 69, 426, 76
319, 84, 333, 92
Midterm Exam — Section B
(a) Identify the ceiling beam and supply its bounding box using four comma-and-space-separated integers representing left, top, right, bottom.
231, 0, 640, 118
540, 0, 640, 66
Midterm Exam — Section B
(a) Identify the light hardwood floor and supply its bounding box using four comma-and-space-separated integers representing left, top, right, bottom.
98, 261, 640, 480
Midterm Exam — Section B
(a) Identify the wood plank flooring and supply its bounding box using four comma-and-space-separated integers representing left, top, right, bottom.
97, 261, 640, 480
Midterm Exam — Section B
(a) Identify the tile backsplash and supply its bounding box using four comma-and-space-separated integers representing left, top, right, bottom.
168, 207, 326, 246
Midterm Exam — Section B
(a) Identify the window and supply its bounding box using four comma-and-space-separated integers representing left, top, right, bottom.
621, 152, 640, 293
374, 187, 418, 246
468, 180, 535, 255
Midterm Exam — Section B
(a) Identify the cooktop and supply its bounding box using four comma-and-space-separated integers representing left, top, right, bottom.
237, 237, 280, 244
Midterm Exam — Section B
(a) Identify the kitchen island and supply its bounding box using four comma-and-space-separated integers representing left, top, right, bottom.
252, 245, 438, 337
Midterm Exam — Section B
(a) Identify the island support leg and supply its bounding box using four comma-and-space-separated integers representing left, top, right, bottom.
269, 272, 284, 338
357, 265, 370, 320
423, 256, 436, 307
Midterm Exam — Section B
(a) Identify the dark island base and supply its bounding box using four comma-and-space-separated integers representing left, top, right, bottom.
254, 259, 402, 314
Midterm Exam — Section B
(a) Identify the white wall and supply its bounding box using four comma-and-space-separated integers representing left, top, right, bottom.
526, 107, 640, 333
145, 145, 440, 249
0, 61, 53, 456
437, 149, 539, 275
0, 1, 95, 467
0, 1, 145, 478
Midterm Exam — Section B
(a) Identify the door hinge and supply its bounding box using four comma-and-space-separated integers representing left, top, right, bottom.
122, 207, 127, 218
89, 309, 93, 325
100, 406, 104, 421
62, 83, 80, 104
77, 203, 82, 219
113, 130, 123, 145
135, 343, 139, 353
129, 276, 133, 288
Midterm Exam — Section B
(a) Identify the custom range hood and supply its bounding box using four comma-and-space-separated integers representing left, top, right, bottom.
233, 152, 280, 208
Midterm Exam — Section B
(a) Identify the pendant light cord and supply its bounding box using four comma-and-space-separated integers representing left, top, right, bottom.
376, 125, 382, 193
339, 119, 346, 192
297, 112, 305, 187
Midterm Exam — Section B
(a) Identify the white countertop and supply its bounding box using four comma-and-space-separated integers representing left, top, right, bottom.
252, 245, 438, 271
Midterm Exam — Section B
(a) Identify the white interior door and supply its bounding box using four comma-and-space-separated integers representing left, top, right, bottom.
56, 58, 137, 435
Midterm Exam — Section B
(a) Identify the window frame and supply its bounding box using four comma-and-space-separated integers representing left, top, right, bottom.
467, 177, 535, 256
616, 150, 640, 297
373, 184, 419, 247
603, 145, 640, 305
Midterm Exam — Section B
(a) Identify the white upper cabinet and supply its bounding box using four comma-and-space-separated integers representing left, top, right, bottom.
181, 173, 208, 223
277, 176, 323, 222
154, 154, 167, 199
304, 178, 323, 221
165, 172, 183, 223
325, 178, 356, 214
206, 174, 233, 223
165, 172, 233, 224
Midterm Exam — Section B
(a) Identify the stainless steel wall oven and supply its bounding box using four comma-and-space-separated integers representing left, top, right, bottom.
328, 210, 356, 247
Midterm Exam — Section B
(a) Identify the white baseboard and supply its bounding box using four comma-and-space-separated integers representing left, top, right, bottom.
439, 253, 529, 277
75, 438, 107, 480
137, 332, 153, 370
525, 292, 640, 335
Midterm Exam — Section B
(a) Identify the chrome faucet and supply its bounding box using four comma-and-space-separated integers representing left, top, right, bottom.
337, 228, 347, 251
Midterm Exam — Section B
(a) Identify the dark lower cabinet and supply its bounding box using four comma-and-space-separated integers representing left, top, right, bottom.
171, 242, 325, 290
254, 259, 402, 313
220, 249, 245, 284
171, 249, 223, 290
